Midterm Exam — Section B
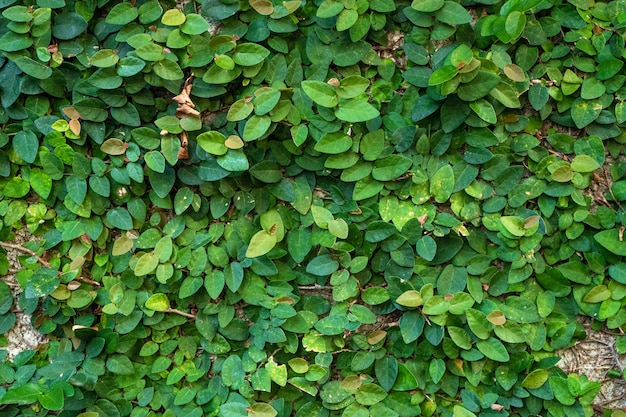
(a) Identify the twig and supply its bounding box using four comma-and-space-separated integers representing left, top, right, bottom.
298, 285, 334, 290
0, 241, 50, 267
76, 276, 101, 286
604, 168, 625, 213
165, 308, 196, 319
0, 241, 101, 286
597, 392, 626, 407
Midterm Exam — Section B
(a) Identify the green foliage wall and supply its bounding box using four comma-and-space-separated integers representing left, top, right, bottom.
1, 0, 626, 415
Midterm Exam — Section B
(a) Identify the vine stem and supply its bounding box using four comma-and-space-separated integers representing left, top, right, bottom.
165, 308, 196, 319
0, 241, 51, 267
0, 241, 100, 287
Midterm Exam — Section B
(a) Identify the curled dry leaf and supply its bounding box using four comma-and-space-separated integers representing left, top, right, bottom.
69, 118, 81, 135
178, 131, 189, 159
173, 77, 200, 117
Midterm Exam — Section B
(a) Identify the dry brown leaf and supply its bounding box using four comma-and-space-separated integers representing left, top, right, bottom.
173, 78, 200, 116
180, 131, 189, 147
177, 147, 188, 160
69, 118, 81, 135
63, 106, 81, 119
177, 131, 189, 159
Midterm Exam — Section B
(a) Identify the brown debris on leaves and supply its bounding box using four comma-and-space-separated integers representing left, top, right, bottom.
62, 106, 82, 135
178, 131, 189, 160
173, 76, 200, 117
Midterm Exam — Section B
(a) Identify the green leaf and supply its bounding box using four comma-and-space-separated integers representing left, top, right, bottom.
246, 230, 277, 258
181, 13, 210, 34
355, 383, 387, 405
317, 0, 344, 17
375, 356, 398, 391
549, 376, 576, 405
89, 49, 119, 68
106, 208, 134, 230
161, 8, 186, 25
117, 56, 146, 76
453, 406, 477, 417
449, 326, 472, 349
14, 56, 52, 79
595, 229, 626, 256
197, 131, 227, 155
522, 369, 549, 389
416, 235, 437, 261
457, 72, 501, 101
250, 161, 282, 183
52, 12, 88, 40
218, 149, 249, 171
3, 177, 30, 198
557, 261, 591, 284
25, 268, 59, 298
153, 59, 184, 80
469, 99, 497, 124
145, 293, 170, 311
301, 80, 338, 108
429, 65, 458, 86
144, 151, 166, 173
328, 218, 349, 239
2, 5, 32, 22
476, 337, 510, 362
505, 11, 526, 40
306, 254, 339, 276
314, 132, 352, 154
249, 403, 277, 417
13, 130, 38, 163
106, 2, 138, 24
429, 358, 445, 384
411, 0, 444, 12
101, 138, 127, 155
616, 102, 626, 124
499, 216, 526, 237
228, 98, 255, 121
0, 31, 32, 52
571, 155, 600, 172
338, 76, 370, 99
399, 311, 424, 343
430, 164, 454, 203
38, 385, 64, 411
74, 98, 108, 122
1, 383, 43, 405
106, 354, 135, 375
337, 8, 358, 31
396, 290, 423, 307
134, 252, 160, 276
243, 115, 272, 141
30, 169, 52, 199
583, 285, 611, 303
315, 314, 349, 335
436, 1, 472, 24
372, 155, 412, 181
233, 43, 270, 66
571, 98, 602, 128
66, 176, 87, 205
466, 309, 492, 339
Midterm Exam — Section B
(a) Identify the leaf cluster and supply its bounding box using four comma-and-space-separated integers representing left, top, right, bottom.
0, 0, 625, 415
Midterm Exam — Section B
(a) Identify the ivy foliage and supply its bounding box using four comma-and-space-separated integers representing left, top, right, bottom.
1, 0, 626, 415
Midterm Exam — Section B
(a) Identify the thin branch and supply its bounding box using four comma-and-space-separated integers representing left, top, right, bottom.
0, 241, 100, 286
76, 276, 101, 287
0, 241, 51, 267
165, 308, 196, 319
298, 285, 334, 290
604, 168, 625, 213
597, 392, 626, 407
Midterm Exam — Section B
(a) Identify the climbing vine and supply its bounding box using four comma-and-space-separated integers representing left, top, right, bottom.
0, 0, 625, 415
